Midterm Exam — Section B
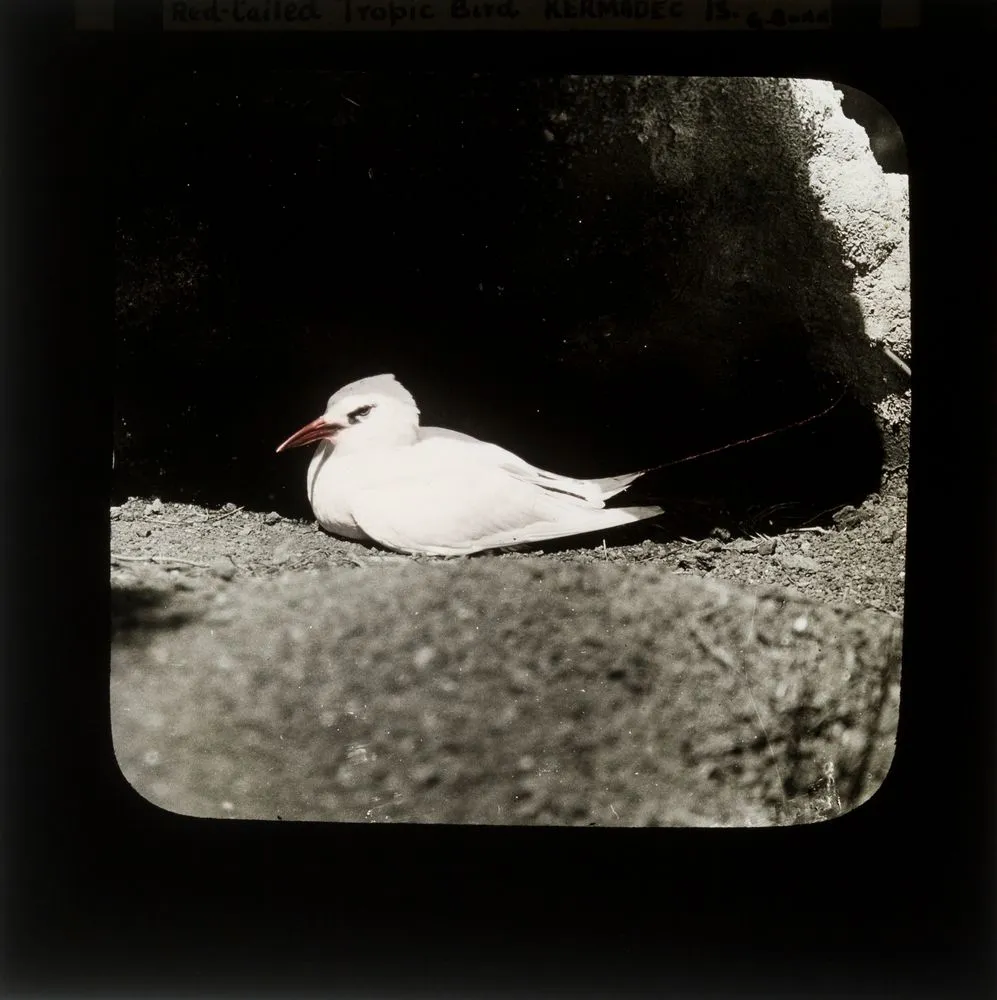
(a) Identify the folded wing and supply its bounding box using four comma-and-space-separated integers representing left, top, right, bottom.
419, 426, 647, 504
351, 457, 661, 556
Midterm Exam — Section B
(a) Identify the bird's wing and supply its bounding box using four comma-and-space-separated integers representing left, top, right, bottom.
505, 466, 645, 503
419, 427, 645, 504
350, 462, 652, 556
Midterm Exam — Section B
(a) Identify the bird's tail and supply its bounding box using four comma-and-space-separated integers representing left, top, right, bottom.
612, 504, 664, 524
503, 465, 648, 506
588, 470, 648, 500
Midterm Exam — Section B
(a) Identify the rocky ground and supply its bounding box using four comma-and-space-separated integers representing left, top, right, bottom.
110, 465, 906, 827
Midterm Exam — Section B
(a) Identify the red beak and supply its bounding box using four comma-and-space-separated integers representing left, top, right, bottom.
275, 416, 343, 454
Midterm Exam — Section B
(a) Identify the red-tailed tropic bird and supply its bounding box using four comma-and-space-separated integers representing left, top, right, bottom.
275, 374, 663, 556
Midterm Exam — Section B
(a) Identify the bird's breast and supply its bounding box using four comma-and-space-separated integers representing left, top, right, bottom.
306, 444, 370, 540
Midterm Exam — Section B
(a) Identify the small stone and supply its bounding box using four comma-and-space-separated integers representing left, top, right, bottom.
413, 646, 436, 669
264, 511, 281, 525
411, 764, 440, 787
211, 559, 236, 580
832, 505, 856, 525
777, 553, 820, 573
273, 541, 296, 565
136, 527, 151, 538
507, 665, 534, 692
347, 743, 373, 764
110, 506, 122, 520
238, 524, 253, 536
699, 538, 723, 552
833, 505, 873, 529
151, 498, 164, 513
731, 539, 758, 553
757, 538, 777, 556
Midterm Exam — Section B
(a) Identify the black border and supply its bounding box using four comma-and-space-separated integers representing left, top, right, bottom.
4, 2, 995, 996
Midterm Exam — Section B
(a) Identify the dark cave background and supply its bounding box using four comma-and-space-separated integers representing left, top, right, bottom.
113, 71, 904, 537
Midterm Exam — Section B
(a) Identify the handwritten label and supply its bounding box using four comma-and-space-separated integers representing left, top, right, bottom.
170, 0, 323, 23
706, 0, 830, 28
163, 0, 834, 29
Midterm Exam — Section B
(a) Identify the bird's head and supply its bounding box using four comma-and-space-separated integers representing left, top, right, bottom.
275, 374, 421, 457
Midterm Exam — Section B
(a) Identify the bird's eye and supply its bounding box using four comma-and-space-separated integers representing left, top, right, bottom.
347, 404, 374, 425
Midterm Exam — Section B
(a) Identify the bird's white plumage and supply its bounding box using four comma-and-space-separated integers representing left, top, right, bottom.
325, 373, 418, 414
280, 374, 662, 556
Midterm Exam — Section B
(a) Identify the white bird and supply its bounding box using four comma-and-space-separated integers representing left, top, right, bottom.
275, 374, 662, 556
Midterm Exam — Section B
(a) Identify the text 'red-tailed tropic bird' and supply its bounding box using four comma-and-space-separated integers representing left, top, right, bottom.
275, 374, 663, 556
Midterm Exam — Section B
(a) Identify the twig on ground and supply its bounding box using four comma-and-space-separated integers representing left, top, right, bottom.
205, 505, 245, 524
799, 506, 848, 528
866, 602, 902, 620
111, 553, 212, 569
881, 345, 911, 378
687, 620, 738, 671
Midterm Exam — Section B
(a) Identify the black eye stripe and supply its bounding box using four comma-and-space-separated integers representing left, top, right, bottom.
347, 404, 374, 424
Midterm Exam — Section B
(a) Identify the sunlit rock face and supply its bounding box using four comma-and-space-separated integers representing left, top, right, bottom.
547, 77, 908, 439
